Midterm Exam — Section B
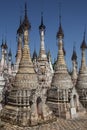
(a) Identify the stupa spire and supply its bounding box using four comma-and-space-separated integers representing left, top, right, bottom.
8, 48, 12, 75
1, 4, 39, 127
41, 12, 43, 25
16, 17, 23, 65
56, 15, 66, 67
38, 12, 47, 61
14, 4, 38, 89
80, 30, 87, 72
47, 7, 73, 119
22, 2, 31, 30
71, 44, 77, 61
56, 2, 64, 39
8, 48, 12, 59
76, 29, 87, 109
51, 6, 73, 89
25, 2, 27, 17
71, 44, 78, 85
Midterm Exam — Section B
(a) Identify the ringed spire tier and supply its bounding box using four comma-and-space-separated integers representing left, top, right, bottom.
71, 45, 78, 86
15, 17, 23, 68
38, 12, 47, 61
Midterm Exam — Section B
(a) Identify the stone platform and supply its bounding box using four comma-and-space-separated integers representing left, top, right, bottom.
1, 117, 87, 130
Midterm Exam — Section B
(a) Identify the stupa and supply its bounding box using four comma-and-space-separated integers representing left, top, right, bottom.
71, 45, 78, 86
76, 31, 87, 109
1, 4, 53, 129
1, 3, 38, 126
33, 13, 53, 88
47, 15, 73, 118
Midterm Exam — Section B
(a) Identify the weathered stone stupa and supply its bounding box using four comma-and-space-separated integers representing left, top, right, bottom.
14, 7, 38, 90
76, 31, 87, 108
1, 4, 54, 129
1, 3, 87, 130
47, 16, 73, 118
33, 13, 53, 88
1, 4, 39, 127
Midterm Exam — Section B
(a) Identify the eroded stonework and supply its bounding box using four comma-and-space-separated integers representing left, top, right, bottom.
0, 5, 54, 128
0, 3, 87, 130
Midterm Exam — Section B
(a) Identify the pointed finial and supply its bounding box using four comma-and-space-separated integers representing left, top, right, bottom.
8, 48, 12, 57
20, 16, 22, 25
1, 37, 4, 48
80, 27, 87, 49
33, 44, 37, 60
5, 36, 7, 44
41, 12, 43, 25
72, 42, 77, 61
34, 43, 36, 50
17, 16, 23, 34
25, 2, 27, 17
22, 2, 31, 30
39, 12, 45, 30
56, 2, 64, 38
59, 2, 62, 25
73, 41, 76, 51
2, 38, 3, 44
4, 36, 8, 49
83, 25, 86, 41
